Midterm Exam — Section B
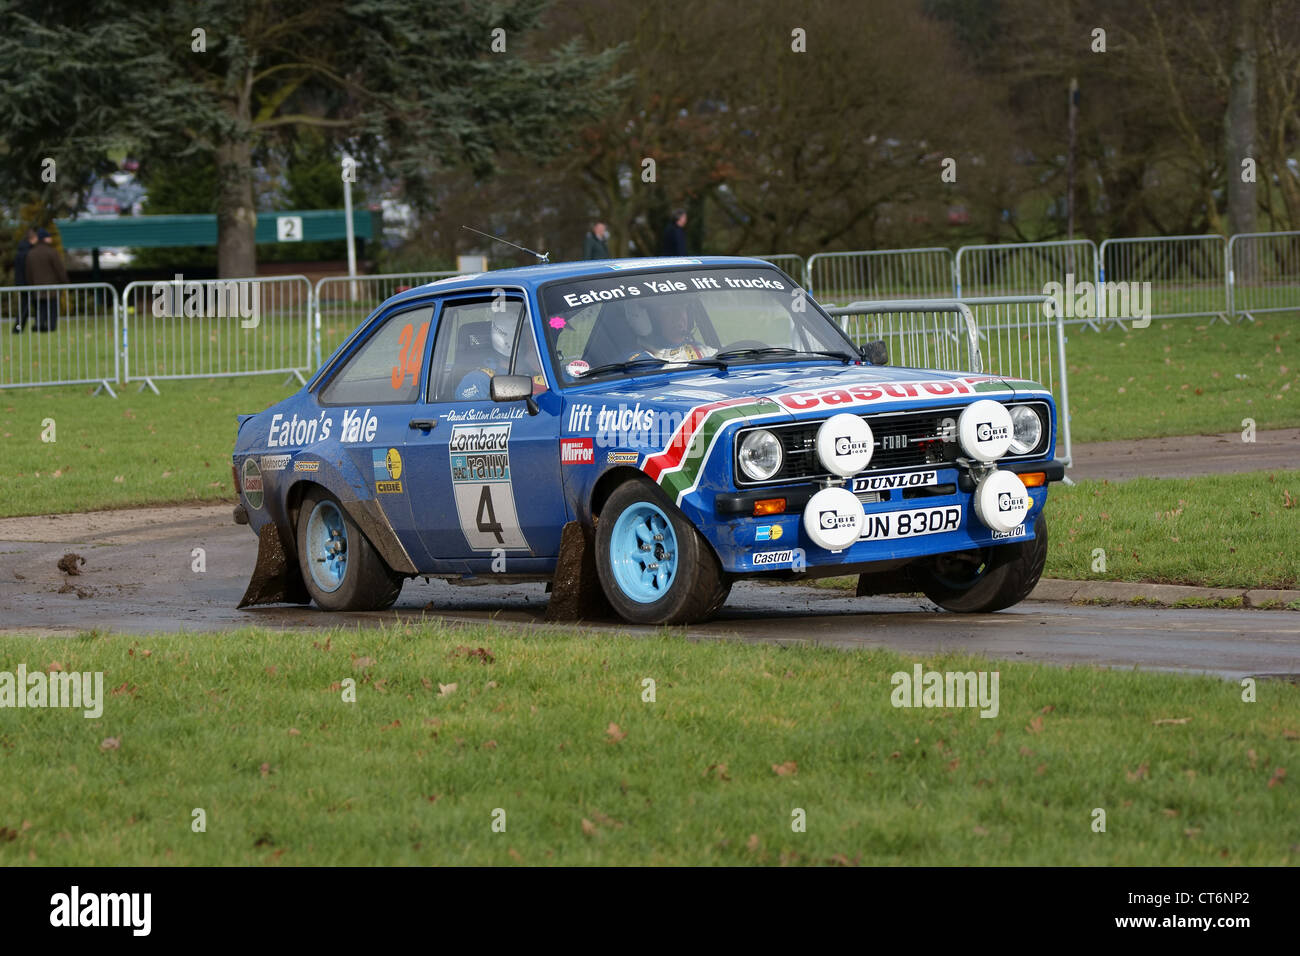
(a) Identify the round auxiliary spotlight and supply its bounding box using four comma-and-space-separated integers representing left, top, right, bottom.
802, 486, 864, 551
973, 469, 1031, 533
957, 400, 1014, 462
814, 413, 874, 477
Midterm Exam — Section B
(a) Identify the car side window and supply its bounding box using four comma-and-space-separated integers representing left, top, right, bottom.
428, 297, 531, 402
320, 305, 434, 406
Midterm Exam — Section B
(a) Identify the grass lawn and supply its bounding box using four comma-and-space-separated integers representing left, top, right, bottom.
0, 376, 296, 517
1062, 313, 1298, 442
1, 623, 1295, 865
1043, 470, 1300, 589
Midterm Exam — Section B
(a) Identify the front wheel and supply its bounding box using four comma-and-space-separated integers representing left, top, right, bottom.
913, 512, 1048, 613
296, 487, 403, 611
595, 479, 730, 624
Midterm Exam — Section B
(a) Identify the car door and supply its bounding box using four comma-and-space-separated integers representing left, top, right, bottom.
315, 301, 438, 569
402, 292, 565, 571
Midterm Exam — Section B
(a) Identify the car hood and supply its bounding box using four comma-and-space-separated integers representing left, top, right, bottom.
577, 363, 1039, 422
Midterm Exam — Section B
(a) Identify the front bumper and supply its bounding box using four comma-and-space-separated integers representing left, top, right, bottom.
704, 459, 1064, 574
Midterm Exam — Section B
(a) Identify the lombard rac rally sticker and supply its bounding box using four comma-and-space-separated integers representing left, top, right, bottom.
373, 447, 403, 493
242, 457, 263, 510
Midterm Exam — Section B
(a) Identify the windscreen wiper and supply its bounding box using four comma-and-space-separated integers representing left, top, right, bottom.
711, 346, 855, 364
577, 357, 668, 378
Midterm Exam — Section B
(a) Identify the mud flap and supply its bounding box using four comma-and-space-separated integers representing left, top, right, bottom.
544, 520, 614, 622
238, 523, 311, 608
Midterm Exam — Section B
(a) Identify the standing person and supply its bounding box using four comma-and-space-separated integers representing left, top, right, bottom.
24, 229, 69, 333
659, 209, 687, 256
582, 221, 610, 260
11, 227, 37, 333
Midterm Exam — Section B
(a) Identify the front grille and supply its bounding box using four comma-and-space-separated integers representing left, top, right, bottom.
734, 401, 1049, 486
863, 411, 960, 470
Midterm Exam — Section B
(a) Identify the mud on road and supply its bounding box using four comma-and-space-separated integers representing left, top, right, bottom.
1, 504, 1296, 680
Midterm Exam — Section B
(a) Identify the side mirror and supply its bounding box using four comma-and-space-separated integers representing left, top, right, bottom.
861, 340, 888, 366
490, 374, 538, 415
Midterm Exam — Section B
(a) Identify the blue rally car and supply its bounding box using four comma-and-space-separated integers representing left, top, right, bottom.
232, 256, 1065, 624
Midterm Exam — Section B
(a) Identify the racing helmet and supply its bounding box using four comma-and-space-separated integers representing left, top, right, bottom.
490, 311, 515, 357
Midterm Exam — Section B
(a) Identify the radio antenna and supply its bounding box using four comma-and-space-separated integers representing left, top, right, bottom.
461, 225, 549, 263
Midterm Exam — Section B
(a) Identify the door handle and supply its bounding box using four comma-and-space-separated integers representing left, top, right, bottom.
408, 418, 438, 432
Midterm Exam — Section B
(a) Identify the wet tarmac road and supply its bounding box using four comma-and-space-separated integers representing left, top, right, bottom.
1, 504, 1296, 680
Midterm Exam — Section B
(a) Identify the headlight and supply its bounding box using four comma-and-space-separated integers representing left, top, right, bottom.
738, 429, 783, 481
1008, 404, 1043, 455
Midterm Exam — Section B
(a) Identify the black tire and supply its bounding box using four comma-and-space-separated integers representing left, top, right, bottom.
913, 512, 1048, 613
295, 487, 403, 611
594, 478, 730, 625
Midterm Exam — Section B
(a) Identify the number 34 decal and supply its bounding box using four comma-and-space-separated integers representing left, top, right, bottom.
391, 321, 429, 390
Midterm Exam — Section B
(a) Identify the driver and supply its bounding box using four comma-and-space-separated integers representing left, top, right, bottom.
631, 299, 717, 363
456, 310, 516, 399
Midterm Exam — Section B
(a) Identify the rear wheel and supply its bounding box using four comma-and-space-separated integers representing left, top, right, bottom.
595, 479, 730, 624
296, 487, 403, 611
913, 512, 1048, 613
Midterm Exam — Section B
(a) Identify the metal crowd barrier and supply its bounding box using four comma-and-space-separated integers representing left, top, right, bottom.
0, 282, 119, 395
1100, 235, 1229, 326
120, 275, 312, 393
826, 294, 1072, 468
313, 270, 458, 368
956, 239, 1098, 330
1227, 230, 1300, 321
960, 294, 1071, 467
825, 298, 983, 375
807, 248, 957, 306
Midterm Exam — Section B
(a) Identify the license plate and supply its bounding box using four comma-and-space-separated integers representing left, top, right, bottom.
859, 505, 962, 541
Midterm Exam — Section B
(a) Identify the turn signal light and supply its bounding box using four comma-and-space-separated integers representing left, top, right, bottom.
753, 498, 787, 516
1019, 472, 1047, 488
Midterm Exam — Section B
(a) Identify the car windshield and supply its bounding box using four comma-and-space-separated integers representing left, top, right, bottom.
539, 266, 857, 385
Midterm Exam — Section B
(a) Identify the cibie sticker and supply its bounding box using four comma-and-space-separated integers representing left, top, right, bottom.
566, 359, 590, 377
373, 447, 403, 493
756, 524, 784, 542
242, 457, 263, 510
449, 423, 529, 551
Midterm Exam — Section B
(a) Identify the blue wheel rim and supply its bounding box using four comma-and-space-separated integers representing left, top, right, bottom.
609, 501, 678, 604
305, 500, 348, 593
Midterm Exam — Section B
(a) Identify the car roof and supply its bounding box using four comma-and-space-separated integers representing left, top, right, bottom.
384, 256, 782, 308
